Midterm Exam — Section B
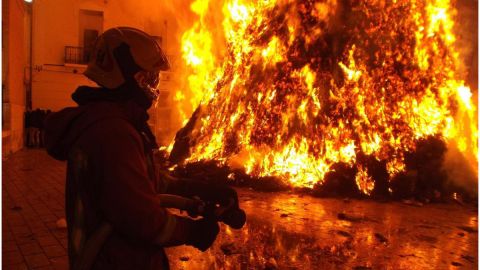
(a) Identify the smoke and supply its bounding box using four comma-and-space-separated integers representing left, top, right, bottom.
441, 0, 479, 196
112, 0, 193, 51
443, 140, 478, 197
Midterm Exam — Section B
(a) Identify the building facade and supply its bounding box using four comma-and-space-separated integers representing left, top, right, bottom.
3, 0, 179, 154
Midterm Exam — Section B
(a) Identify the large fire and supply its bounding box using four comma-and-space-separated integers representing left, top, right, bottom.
171, 0, 477, 195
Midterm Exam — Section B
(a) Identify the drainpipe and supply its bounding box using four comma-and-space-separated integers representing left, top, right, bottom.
27, 1, 33, 110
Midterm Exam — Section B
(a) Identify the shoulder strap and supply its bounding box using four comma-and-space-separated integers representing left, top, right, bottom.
72, 223, 112, 270
67, 147, 113, 270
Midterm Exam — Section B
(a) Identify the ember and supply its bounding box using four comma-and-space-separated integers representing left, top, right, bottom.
170, 0, 477, 197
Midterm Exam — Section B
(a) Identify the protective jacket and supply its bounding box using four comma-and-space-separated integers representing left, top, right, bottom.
45, 86, 187, 270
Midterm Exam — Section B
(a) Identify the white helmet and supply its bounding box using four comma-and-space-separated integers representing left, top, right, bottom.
84, 27, 169, 94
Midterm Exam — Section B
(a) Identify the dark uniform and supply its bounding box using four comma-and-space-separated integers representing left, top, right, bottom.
45, 86, 218, 270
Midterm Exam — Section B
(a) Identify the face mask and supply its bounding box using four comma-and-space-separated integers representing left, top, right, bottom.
134, 70, 161, 107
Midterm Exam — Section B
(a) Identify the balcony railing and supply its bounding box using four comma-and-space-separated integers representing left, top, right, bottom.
65, 46, 88, 65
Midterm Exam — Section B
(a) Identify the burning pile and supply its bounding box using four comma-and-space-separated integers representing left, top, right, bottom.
169, 0, 477, 198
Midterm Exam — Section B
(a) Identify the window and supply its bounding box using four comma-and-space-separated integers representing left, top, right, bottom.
79, 10, 103, 63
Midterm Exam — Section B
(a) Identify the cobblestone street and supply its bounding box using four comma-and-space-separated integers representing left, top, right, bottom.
3, 149, 478, 269
3, 149, 68, 269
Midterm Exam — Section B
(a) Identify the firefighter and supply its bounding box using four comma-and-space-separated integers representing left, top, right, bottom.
44, 27, 223, 270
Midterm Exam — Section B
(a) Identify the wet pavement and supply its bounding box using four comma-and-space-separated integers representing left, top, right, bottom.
168, 189, 478, 270
3, 149, 478, 269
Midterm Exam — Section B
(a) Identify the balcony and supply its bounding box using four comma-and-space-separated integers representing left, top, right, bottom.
64, 46, 89, 65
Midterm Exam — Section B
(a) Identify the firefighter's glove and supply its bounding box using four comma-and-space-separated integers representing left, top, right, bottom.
186, 217, 219, 251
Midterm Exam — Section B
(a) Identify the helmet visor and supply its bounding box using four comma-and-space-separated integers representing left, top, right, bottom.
135, 71, 161, 104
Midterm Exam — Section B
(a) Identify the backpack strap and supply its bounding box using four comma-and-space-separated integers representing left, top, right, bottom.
72, 222, 112, 270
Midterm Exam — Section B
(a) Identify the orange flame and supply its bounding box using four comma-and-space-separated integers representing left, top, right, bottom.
173, 0, 477, 193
